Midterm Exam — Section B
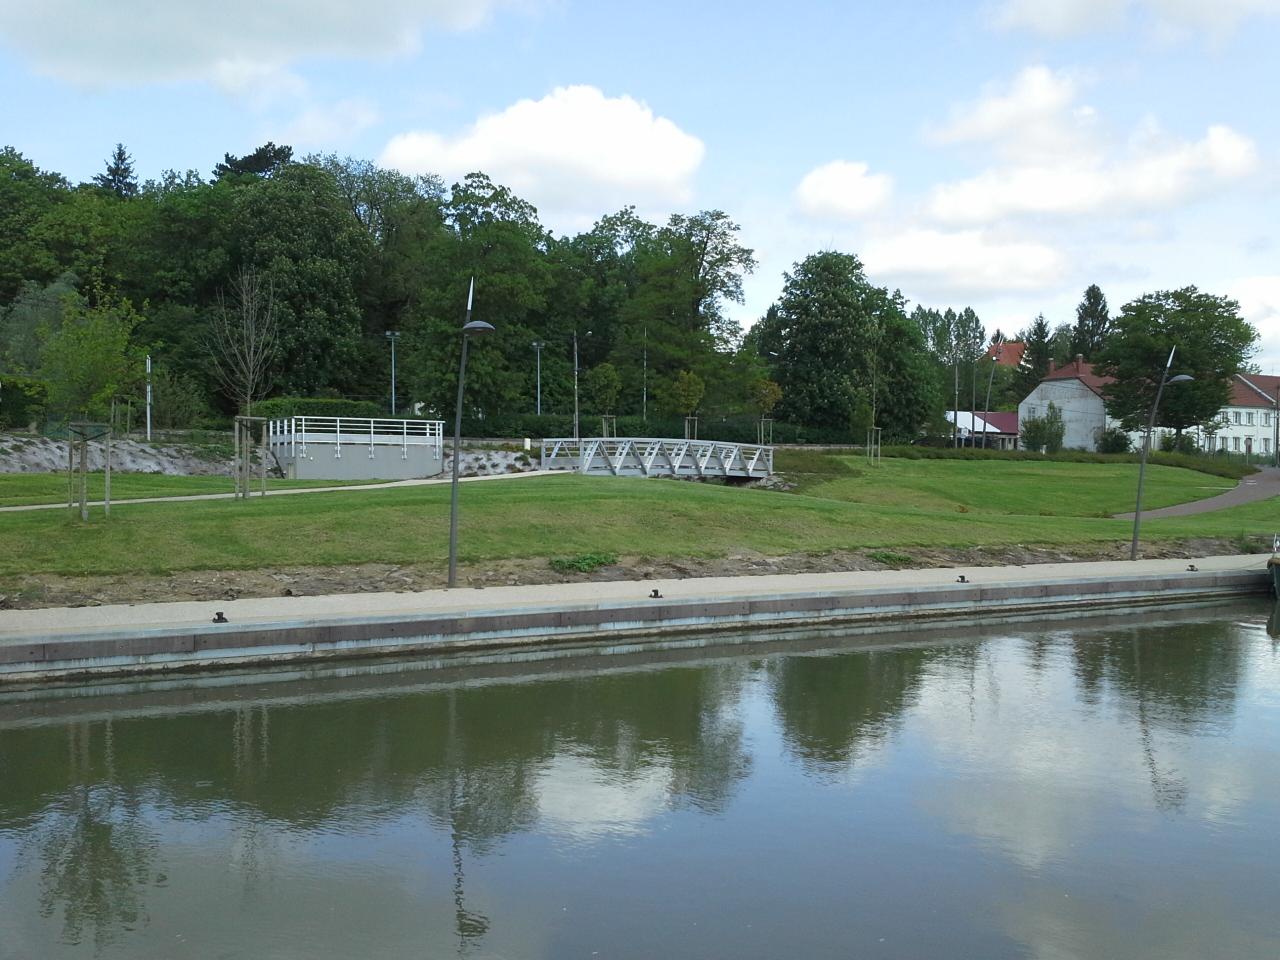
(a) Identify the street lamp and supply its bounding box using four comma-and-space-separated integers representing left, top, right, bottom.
385, 331, 400, 416
447, 279, 494, 588
573, 329, 591, 440
531, 341, 544, 415
1129, 346, 1192, 561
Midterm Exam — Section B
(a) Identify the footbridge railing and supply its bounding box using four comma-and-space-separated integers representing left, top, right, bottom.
267, 417, 445, 460
540, 437, 774, 478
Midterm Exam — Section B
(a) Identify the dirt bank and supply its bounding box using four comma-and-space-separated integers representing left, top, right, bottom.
0, 536, 1266, 611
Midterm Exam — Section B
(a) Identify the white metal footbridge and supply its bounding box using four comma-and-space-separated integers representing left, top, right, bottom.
540, 437, 774, 478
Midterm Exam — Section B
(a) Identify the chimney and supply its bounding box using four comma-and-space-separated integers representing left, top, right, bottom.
1075, 353, 1084, 372
1048, 359, 1057, 374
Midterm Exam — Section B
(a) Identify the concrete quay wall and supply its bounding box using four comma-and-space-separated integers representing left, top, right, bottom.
0, 558, 1271, 684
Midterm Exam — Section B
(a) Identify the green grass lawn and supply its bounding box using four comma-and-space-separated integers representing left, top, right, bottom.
0, 465, 1272, 580
0, 471, 380, 507
792, 457, 1234, 517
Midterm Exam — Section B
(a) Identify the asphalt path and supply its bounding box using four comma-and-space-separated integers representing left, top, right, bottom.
1114, 466, 1280, 520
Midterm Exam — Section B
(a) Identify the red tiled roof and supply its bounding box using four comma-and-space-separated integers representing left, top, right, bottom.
985, 341, 1025, 367
1234, 374, 1280, 408
1042, 358, 1114, 396
1038, 365, 1280, 409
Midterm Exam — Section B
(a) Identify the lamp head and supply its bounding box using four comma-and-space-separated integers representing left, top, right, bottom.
1168, 374, 1194, 384
463, 320, 495, 338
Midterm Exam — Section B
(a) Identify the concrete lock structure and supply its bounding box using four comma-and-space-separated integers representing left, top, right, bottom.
268, 417, 445, 481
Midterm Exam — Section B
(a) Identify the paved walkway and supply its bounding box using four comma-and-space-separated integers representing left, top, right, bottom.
0, 469, 556, 514
1114, 467, 1280, 520
2, 553, 1269, 641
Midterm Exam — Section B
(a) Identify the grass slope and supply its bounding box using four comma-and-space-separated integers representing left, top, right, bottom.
792, 457, 1232, 517
0, 472, 376, 507
0, 467, 1273, 580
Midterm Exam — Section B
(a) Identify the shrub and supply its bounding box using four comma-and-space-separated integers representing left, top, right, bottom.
1097, 427, 1131, 454
1158, 432, 1199, 455
1021, 402, 1066, 453
253, 396, 386, 420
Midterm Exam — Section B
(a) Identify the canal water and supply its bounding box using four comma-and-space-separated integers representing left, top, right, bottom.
1, 603, 1278, 959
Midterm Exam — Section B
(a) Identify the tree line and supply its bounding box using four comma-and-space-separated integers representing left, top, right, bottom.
0, 142, 1257, 444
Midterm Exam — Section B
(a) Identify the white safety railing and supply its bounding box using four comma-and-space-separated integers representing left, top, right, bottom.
268, 417, 445, 461
540, 437, 774, 478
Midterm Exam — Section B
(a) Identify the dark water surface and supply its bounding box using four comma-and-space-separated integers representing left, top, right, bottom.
2, 603, 1279, 959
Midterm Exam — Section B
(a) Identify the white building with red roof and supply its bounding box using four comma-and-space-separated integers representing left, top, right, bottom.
1018, 355, 1279, 457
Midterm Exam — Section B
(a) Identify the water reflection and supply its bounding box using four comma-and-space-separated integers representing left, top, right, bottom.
1, 605, 1277, 959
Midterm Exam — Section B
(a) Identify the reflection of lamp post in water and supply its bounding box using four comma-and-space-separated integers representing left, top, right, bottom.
446, 689, 489, 957
1129, 347, 1193, 561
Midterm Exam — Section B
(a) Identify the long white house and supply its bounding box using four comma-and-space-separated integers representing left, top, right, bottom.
1018, 356, 1279, 458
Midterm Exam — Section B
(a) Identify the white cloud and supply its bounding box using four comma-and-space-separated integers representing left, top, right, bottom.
379, 85, 705, 227
1230, 276, 1280, 372
928, 66, 1088, 161
0, 0, 520, 87
925, 66, 1259, 225
862, 228, 1068, 298
993, 0, 1280, 37
930, 123, 1258, 224
794, 161, 893, 221
277, 98, 380, 148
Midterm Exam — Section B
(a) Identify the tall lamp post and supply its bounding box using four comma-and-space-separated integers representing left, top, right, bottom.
447, 279, 494, 588
385, 331, 400, 416
1129, 346, 1192, 561
572, 329, 591, 441
531, 340, 544, 415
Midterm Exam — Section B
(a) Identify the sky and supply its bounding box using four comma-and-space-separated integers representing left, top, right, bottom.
3, 0, 1279, 369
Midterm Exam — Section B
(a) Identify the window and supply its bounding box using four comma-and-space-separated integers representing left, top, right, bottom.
1264, 413, 1272, 428
1233, 437, 1241, 451
1265, 438, 1272, 454
1246, 411, 1255, 426
1219, 436, 1228, 451
1233, 411, 1242, 424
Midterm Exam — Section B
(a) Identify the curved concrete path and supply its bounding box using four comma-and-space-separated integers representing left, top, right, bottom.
0, 469, 556, 514
1114, 466, 1280, 520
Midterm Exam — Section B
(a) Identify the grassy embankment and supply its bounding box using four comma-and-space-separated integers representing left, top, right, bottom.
0, 453, 1273, 580
0, 472, 379, 508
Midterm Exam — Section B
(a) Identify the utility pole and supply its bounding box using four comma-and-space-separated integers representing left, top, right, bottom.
642, 325, 648, 423
573, 330, 590, 440
531, 341, 544, 415
385, 331, 400, 416
145, 354, 152, 441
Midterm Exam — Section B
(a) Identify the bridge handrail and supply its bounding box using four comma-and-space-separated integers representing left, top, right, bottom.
268, 417, 445, 458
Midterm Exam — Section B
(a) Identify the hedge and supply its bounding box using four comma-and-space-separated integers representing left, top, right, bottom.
879, 444, 1258, 480
252, 396, 386, 420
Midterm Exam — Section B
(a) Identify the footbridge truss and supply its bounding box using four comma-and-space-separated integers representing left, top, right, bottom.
540, 437, 774, 479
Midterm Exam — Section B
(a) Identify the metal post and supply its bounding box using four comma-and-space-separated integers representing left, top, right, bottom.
1130, 347, 1185, 561
104, 420, 112, 518
532, 341, 543, 415
573, 331, 580, 441
388, 332, 398, 416
642, 325, 648, 423
145, 354, 152, 442
78, 434, 88, 522
1274, 385, 1279, 469
981, 338, 1002, 450
448, 335, 470, 589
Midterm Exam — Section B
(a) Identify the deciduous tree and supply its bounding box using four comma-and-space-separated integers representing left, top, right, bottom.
1095, 287, 1257, 439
